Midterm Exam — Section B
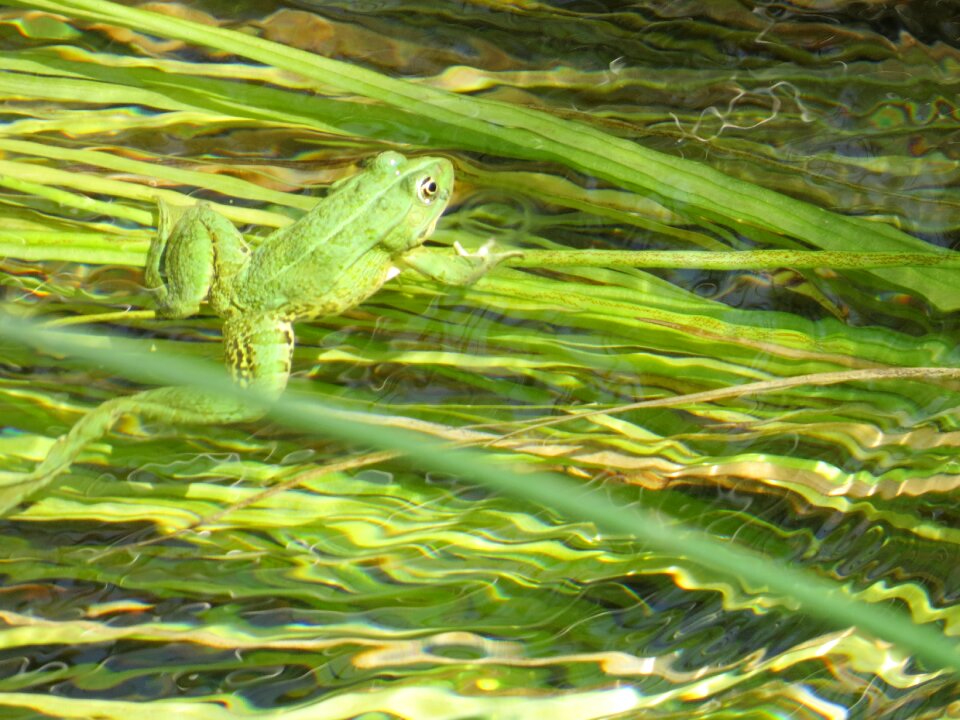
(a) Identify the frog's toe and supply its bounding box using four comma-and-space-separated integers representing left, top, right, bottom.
454, 239, 523, 265
449, 242, 522, 285
454, 239, 496, 258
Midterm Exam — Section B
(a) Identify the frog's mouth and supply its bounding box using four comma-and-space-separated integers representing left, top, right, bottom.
420, 215, 441, 240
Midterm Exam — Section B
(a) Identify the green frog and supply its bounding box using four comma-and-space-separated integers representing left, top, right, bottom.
0, 151, 508, 514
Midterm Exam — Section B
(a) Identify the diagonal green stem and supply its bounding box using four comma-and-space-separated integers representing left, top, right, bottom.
1, 312, 959, 674
10, 0, 960, 310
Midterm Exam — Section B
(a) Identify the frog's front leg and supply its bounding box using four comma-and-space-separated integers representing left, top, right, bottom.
398, 242, 521, 287
145, 201, 250, 319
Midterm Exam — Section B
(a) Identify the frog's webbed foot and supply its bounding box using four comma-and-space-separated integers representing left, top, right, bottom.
401, 241, 522, 287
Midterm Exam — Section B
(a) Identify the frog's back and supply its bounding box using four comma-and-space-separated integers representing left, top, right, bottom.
232, 152, 453, 321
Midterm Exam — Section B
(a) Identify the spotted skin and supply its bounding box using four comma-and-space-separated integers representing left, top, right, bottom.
0, 152, 522, 514
0, 153, 517, 513
0, 152, 476, 513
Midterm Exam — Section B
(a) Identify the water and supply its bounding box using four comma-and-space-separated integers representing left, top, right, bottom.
0, 1, 958, 717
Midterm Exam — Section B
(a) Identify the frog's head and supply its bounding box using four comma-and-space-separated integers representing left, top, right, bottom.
370, 151, 454, 255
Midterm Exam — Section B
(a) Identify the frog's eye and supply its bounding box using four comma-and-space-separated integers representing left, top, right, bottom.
417, 176, 440, 204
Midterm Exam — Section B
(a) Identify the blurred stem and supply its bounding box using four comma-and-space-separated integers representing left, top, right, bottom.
1, 312, 959, 674
513, 249, 960, 269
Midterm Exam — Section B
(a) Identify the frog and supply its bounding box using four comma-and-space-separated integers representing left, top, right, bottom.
0, 151, 510, 515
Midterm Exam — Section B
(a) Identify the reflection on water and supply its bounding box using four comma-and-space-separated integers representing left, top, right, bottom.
0, 1, 958, 718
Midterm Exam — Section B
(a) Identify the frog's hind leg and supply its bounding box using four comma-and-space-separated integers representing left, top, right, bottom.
0, 386, 262, 515
0, 314, 296, 516
145, 202, 250, 319
222, 313, 295, 399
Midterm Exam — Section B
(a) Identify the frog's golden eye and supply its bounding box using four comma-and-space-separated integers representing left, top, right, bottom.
417, 176, 440, 204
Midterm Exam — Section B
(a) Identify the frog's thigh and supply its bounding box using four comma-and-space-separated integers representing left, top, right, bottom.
150, 205, 250, 319
223, 313, 295, 399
